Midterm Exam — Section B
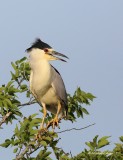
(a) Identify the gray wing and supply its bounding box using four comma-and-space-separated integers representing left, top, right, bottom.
51, 65, 68, 114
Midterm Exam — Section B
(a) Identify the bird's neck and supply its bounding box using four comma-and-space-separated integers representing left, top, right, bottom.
29, 59, 52, 94
30, 59, 50, 74
30, 58, 51, 81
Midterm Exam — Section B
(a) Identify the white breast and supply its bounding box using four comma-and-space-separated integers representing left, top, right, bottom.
30, 67, 58, 105
41, 87, 58, 104
30, 60, 51, 94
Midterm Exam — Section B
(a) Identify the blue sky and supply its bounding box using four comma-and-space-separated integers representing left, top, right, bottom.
0, 1, 123, 159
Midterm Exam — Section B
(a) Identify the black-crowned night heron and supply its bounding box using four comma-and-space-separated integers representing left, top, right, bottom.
26, 39, 68, 130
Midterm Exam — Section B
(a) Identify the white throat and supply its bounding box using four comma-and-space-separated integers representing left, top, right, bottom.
29, 48, 51, 78
29, 57, 52, 95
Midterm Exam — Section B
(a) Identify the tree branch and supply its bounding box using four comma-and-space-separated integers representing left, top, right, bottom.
16, 143, 42, 160
57, 123, 95, 133
16, 146, 29, 160
0, 112, 12, 127
18, 101, 36, 108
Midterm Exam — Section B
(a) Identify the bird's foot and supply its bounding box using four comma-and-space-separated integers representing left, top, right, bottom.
47, 116, 59, 130
35, 127, 48, 140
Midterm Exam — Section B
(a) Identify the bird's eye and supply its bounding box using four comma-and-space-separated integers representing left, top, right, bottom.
44, 48, 48, 52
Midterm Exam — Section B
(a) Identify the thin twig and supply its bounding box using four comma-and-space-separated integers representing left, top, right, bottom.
28, 144, 42, 155
16, 147, 22, 158
0, 112, 12, 127
16, 146, 29, 160
18, 101, 36, 108
70, 151, 73, 158
16, 142, 42, 160
17, 79, 23, 89
57, 123, 95, 133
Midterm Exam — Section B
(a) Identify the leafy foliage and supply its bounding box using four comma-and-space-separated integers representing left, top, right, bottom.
0, 57, 122, 160
72, 136, 123, 160
68, 88, 95, 122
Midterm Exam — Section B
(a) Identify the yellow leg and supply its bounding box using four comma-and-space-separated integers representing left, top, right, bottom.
47, 101, 61, 129
36, 103, 47, 139
40, 102, 47, 129
54, 101, 61, 126
56, 101, 62, 116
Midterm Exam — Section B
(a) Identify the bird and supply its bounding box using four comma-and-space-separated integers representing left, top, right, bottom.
26, 38, 68, 130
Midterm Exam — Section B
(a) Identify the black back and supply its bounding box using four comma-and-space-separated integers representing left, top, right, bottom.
26, 38, 52, 52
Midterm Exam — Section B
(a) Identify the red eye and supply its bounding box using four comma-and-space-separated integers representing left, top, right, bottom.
44, 48, 48, 52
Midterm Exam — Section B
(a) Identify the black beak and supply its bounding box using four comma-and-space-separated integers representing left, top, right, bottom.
51, 51, 69, 62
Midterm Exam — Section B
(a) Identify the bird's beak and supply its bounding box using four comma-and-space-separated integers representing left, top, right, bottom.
49, 51, 69, 62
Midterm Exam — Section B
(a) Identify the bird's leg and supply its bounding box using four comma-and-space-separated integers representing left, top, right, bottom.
40, 102, 47, 129
47, 101, 61, 129
36, 103, 47, 139
53, 101, 61, 128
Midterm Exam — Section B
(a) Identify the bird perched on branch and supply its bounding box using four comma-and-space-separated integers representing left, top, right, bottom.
26, 38, 68, 130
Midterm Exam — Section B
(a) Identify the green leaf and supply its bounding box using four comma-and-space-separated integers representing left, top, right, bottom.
81, 108, 89, 115
86, 93, 96, 101
3, 100, 8, 108
42, 151, 51, 158
13, 139, 20, 145
7, 81, 14, 88
10, 71, 16, 80
36, 150, 44, 159
119, 136, 123, 142
30, 113, 38, 118
85, 142, 95, 150
40, 141, 47, 147
13, 110, 22, 117
11, 62, 17, 71
97, 136, 110, 149
5, 99, 12, 106
0, 139, 11, 148
20, 84, 28, 90
19, 57, 27, 62
13, 147, 18, 153
30, 129, 38, 135
43, 136, 52, 142
85, 135, 98, 150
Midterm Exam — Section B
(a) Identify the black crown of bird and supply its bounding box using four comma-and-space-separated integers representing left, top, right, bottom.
26, 38, 52, 52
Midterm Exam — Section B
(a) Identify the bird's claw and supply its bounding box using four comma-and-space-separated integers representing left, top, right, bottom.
35, 128, 47, 140
47, 116, 59, 130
